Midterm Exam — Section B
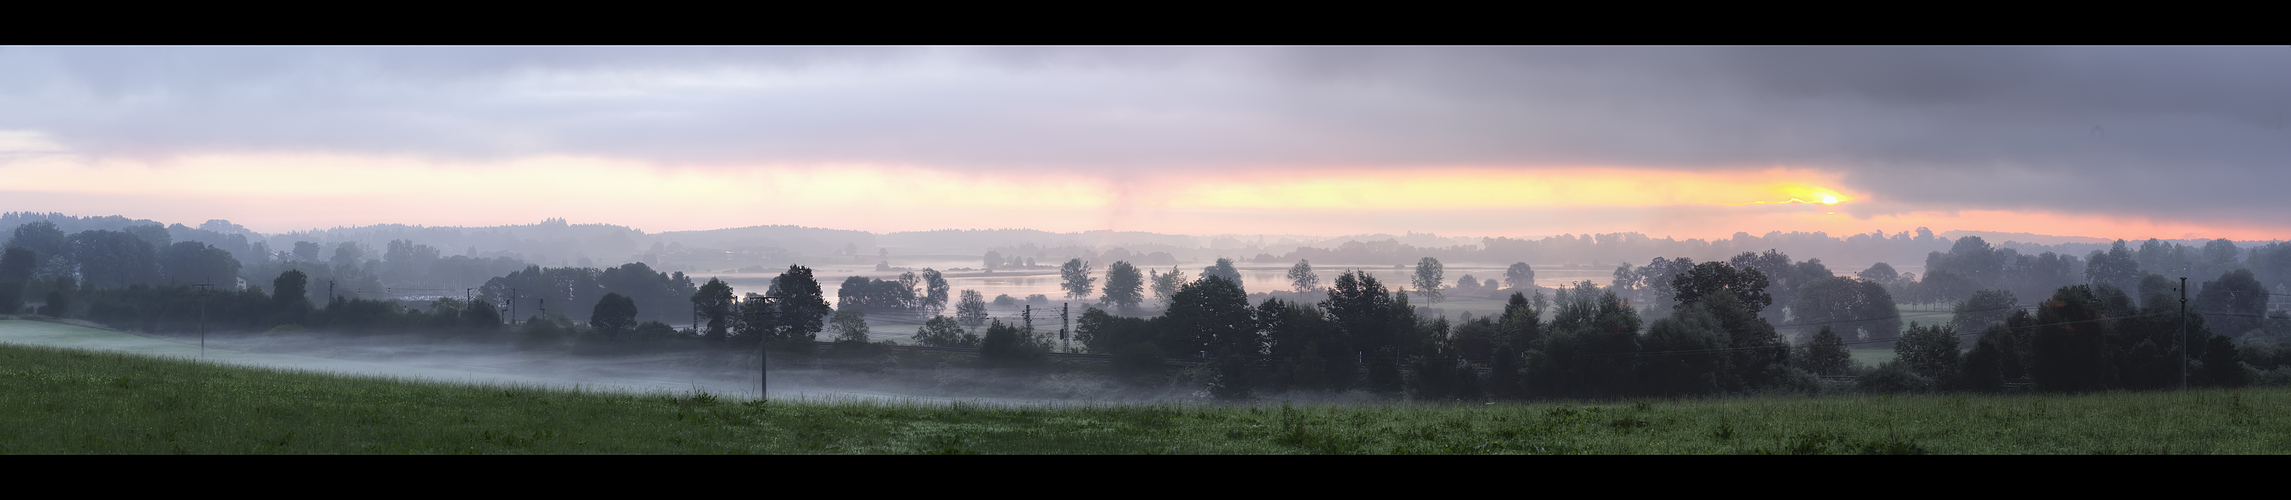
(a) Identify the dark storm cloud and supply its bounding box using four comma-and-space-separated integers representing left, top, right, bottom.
3, 46, 2286, 220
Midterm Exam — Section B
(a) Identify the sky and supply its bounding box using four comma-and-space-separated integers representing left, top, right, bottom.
2, 46, 2287, 240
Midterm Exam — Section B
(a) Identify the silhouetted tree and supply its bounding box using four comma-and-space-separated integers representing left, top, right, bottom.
590, 292, 638, 339
773, 265, 831, 342
912, 316, 979, 347
1504, 262, 1535, 290
292, 241, 322, 261
1200, 257, 1242, 287
6, 222, 68, 270
835, 275, 915, 314
1167, 275, 1255, 359
1060, 258, 1096, 301
1915, 270, 1981, 308
1857, 262, 1900, 286
1640, 302, 1730, 396
272, 269, 311, 313
2199, 334, 2250, 387
2030, 285, 2110, 392
2198, 268, 2268, 338
1796, 326, 1853, 376
1960, 327, 2010, 392
920, 268, 950, 317
1100, 260, 1145, 311
462, 292, 502, 330
1287, 260, 1319, 293
828, 309, 870, 343
978, 319, 1047, 368
1150, 265, 1187, 305
1792, 276, 1900, 345
1324, 270, 1401, 356
954, 289, 988, 329
122, 224, 169, 248
1895, 322, 1961, 384
2085, 240, 2142, 293
1951, 289, 2019, 344
160, 241, 241, 286
1413, 257, 1444, 304
0, 247, 33, 313
1672, 261, 1771, 317
692, 278, 734, 341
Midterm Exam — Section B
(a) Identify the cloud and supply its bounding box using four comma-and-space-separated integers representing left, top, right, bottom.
3, 46, 2287, 229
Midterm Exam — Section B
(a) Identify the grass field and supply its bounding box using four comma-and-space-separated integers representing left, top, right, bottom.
3, 341, 2286, 453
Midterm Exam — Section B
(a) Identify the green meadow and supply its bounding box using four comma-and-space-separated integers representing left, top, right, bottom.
2, 339, 2284, 454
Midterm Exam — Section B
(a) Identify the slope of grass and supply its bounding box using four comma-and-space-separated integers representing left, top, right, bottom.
2, 342, 2285, 454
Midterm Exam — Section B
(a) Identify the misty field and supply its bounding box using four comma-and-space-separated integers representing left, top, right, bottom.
2, 343, 2284, 454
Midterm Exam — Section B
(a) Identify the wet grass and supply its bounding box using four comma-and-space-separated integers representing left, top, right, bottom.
2, 342, 2284, 454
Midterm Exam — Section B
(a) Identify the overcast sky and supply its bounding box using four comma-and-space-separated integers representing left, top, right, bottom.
3, 46, 2286, 240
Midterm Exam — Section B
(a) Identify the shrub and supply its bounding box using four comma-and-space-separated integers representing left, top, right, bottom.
1795, 326, 1854, 376
978, 319, 1047, 369
633, 320, 679, 340
1208, 355, 1252, 400
1111, 342, 1165, 384
1895, 322, 1962, 382
828, 309, 870, 343
912, 316, 978, 347
1858, 360, 1934, 394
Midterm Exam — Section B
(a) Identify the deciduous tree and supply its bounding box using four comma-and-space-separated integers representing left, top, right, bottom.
1413, 257, 1444, 304
1100, 260, 1145, 310
955, 289, 988, 329
590, 292, 638, 339
1287, 260, 1319, 293
1060, 258, 1096, 301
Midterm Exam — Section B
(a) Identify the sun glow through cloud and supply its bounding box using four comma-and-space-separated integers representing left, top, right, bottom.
4, 152, 2285, 241
1160, 168, 1860, 210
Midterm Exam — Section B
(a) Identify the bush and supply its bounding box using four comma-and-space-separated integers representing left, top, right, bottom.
520, 318, 569, 349
912, 316, 979, 347
1208, 355, 1252, 400
2201, 335, 2251, 388
1406, 355, 1484, 401
1958, 336, 2007, 392
1895, 322, 1961, 382
828, 309, 870, 343
977, 319, 1047, 369
1795, 326, 1854, 376
1365, 347, 1403, 394
1110, 342, 1165, 384
1485, 346, 1523, 399
1858, 360, 1934, 394
992, 294, 1017, 307
633, 321, 679, 340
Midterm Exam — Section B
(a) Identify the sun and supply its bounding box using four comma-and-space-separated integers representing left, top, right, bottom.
1820, 194, 1838, 204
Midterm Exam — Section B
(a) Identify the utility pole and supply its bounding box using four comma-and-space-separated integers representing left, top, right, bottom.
196, 278, 214, 359
511, 288, 519, 325
1060, 302, 1070, 353
2181, 276, 2189, 391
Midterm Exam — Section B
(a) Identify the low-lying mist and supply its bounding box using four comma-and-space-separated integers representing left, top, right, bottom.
3, 320, 1281, 406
